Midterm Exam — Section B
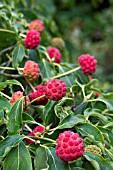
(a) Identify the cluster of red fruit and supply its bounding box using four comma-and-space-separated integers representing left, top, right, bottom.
10, 19, 99, 163
24, 19, 62, 63
26, 125, 84, 162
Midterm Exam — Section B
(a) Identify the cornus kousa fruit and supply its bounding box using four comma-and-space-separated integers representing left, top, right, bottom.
56, 131, 84, 162
47, 47, 62, 63
29, 85, 48, 105
24, 30, 41, 49
29, 20, 44, 33
44, 79, 67, 101
26, 126, 45, 145
78, 54, 97, 75
10, 91, 30, 111
23, 60, 40, 81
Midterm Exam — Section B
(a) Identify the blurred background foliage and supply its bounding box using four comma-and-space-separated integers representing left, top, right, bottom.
0, 0, 113, 91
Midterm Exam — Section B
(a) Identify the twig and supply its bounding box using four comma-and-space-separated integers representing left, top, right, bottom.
0, 44, 17, 56
0, 72, 23, 78
52, 66, 81, 79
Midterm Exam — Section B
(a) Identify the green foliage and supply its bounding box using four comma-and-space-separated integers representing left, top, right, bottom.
0, 0, 113, 170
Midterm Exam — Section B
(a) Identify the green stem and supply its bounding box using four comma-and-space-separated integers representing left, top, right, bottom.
0, 92, 11, 99
0, 66, 23, 71
52, 66, 81, 79
27, 95, 46, 106
37, 136, 56, 144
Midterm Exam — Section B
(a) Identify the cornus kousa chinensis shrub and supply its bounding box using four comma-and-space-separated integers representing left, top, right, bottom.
29, 85, 48, 105
23, 60, 40, 81
46, 47, 62, 63
29, 20, 45, 33
56, 131, 84, 162
24, 30, 41, 49
1, 3, 113, 170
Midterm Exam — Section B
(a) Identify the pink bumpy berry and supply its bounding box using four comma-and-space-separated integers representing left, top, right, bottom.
56, 131, 84, 162
10, 91, 30, 111
29, 85, 48, 105
78, 54, 97, 75
26, 126, 45, 145
23, 60, 40, 81
47, 47, 62, 63
44, 79, 67, 101
29, 20, 44, 33
24, 30, 41, 49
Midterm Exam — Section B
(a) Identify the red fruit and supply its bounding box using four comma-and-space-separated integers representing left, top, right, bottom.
10, 91, 30, 111
56, 131, 84, 162
26, 125, 45, 145
44, 79, 67, 101
24, 30, 41, 49
29, 20, 44, 33
78, 54, 97, 75
23, 60, 40, 81
29, 85, 48, 105
47, 47, 62, 63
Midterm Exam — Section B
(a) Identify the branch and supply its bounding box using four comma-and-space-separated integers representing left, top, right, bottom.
0, 44, 17, 56
0, 72, 23, 78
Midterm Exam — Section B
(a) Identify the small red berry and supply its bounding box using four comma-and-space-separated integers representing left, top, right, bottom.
78, 54, 97, 75
10, 91, 30, 111
44, 79, 67, 101
29, 85, 48, 105
23, 60, 40, 81
47, 47, 62, 63
26, 126, 45, 145
24, 30, 41, 49
56, 131, 84, 162
29, 20, 44, 33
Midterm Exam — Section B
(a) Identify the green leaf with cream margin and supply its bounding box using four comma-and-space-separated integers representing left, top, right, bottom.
12, 44, 25, 69
0, 79, 24, 91
3, 142, 32, 170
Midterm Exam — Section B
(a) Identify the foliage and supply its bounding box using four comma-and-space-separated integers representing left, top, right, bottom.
0, 1, 113, 170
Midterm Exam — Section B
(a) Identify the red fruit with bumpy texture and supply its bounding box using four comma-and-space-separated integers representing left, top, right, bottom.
24, 30, 41, 49
56, 131, 84, 162
29, 20, 44, 33
29, 85, 48, 105
23, 60, 40, 81
47, 47, 62, 63
44, 79, 67, 101
26, 126, 45, 145
10, 91, 30, 111
78, 54, 97, 75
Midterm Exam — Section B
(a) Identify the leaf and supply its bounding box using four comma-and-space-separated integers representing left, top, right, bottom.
0, 29, 17, 48
84, 152, 113, 170
12, 45, 25, 69
7, 99, 23, 135
39, 58, 56, 80
34, 146, 48, 170
22, 112, 38, 124
58, 114, 85, 129
47, 147, 70, 170
98, 127, 113, 147
0, 135, 25, 157
0, 79, 24, 91
58, 63, 77, 87
84, 108, 109, 125
4, 142, 32, 170
77, 123, 104, 144
43, 100, 56, 126
0, 96, 11, 111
